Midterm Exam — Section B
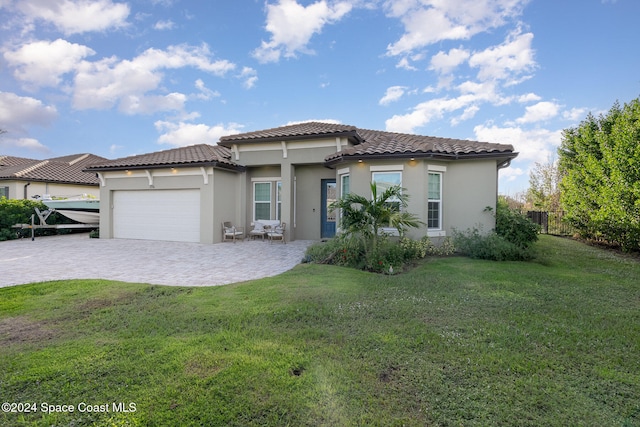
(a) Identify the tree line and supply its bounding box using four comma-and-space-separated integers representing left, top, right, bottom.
527, 97, 640, 251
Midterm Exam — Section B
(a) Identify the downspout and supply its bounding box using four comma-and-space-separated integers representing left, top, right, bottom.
23, 182, 31, 199
497, 158, 512, 169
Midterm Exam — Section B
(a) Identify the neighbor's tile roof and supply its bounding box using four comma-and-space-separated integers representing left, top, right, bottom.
0, 155, 38, 168
0, 153, 107, 185
324, 128, 516, 163
85, 144, 241, 171
219, 121, 362, 145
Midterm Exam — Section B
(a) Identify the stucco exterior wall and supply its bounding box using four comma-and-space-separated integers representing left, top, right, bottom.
334, 157, 499, 240
294, 165, 336, 240
98, 167, 240, 244
443, 159, 498, 234
0, 180, 99, 200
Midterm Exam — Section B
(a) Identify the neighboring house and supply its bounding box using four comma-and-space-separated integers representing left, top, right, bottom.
0, 153, 106, 200
85, 122, 517, 243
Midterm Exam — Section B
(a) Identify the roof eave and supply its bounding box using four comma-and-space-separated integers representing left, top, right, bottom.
324, 151, 518, 168
84, 161, 245, 173
0, 177, 99, 186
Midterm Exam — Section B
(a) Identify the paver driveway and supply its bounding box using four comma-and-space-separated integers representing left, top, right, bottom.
0, 233, 313, 288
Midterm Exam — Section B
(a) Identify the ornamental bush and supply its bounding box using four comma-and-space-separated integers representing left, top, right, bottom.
0, 197, 70, 240
304, 234, 455, 274
453, 227, 536, 261
494, 199, 540, 248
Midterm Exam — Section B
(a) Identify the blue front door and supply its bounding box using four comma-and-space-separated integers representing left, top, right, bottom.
321, 179, 337, 239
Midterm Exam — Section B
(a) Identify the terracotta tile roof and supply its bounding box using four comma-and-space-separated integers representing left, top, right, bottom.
0, 155, 39, 168
217, 121, 515, 162
85, 144, 242, 171
219, 121, 362, 145
0, 153, 107, 185
81, 122, 517, 172
325, 128, 516, 163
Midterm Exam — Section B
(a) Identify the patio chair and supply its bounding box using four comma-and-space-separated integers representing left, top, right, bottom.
268, 222, 286, 244
222, 221, 244, 243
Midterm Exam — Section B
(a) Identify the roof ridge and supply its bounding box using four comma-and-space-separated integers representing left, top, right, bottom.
15, 160, 49, 177
68, 153, 91, 165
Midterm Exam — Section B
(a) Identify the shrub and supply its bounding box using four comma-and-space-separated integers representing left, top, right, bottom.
304, 234, 455, 273
453, 227, 535, 261
494, 200, 540, 248
0, 197, 73, 241
0, 197, 43, 241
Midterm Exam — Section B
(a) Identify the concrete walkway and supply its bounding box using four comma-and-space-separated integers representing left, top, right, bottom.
0, 233, 313, 288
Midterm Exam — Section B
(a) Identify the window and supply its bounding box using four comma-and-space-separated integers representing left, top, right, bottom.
340, 174, 350, 197
253, 182, 271, 221
0, 187, 8, 199
276, 181, 282, 221
428, 172, 442, 229
372, 171, 402, 212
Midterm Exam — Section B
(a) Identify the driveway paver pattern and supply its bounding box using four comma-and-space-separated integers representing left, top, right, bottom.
0, 233, 313, 288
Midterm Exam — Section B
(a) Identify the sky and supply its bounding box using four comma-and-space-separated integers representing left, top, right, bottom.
1, 0, 639, 195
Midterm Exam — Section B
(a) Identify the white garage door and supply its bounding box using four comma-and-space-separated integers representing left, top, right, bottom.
113, 189, 200, 242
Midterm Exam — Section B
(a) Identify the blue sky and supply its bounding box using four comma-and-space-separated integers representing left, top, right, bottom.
1, 0, 638, 195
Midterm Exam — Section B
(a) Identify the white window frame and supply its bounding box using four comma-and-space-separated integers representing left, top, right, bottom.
253, 181, 272, 221
340, 173, 350, 197
372, 170, 403, 236
276, 181, 282, 221
372, 171, 402, 210
427, 172, 442, 231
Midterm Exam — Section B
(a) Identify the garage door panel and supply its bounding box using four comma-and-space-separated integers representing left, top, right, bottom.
113, 189, 200, 242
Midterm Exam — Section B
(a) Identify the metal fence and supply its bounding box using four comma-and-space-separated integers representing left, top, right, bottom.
527, 211, 575, 236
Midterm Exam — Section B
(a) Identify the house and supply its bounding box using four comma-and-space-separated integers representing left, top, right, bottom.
0, 153, 106, 200
85, 122, 517, 243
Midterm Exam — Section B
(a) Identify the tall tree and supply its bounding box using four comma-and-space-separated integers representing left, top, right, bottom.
559, 98, 640, 250
526, 156, 563, 211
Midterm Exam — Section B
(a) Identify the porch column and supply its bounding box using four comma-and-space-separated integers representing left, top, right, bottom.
280, 162, 295, 241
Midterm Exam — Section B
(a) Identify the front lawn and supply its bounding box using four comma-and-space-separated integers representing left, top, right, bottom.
1, 236, 639, 426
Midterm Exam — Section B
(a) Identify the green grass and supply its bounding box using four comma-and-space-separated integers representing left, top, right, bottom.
1, 235, 639, 426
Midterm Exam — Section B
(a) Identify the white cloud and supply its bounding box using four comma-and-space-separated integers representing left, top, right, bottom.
451, 105, 480, 125
473, 123, 562, 164
0, 137, 50, 153
73, 44, 236, 113
193, 79, 220, 100
154, 120, 243, 146
238, 67, 258, 89
3, 39, 95, 88
379, 86, 407, 105
119, 93, 187, 115
15, 0, 130, 35
385, 79, 505, 133
563, 107, 588, 122
385, 0, 529, 56
253, 0, 352, 63
429, 47, 470, 74
518, 92, 541, 103
153, 19, 175, 30
515, 101, 560, 124
498, 165, 524, 183
396, 57, 417, 71
468, 29, 536, 82
385, 94, 481, 133
0, 92, 56, 154
0, 91, 58, 134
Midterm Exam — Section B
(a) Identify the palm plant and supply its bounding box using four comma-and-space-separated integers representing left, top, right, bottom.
330, 182, 423, 257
